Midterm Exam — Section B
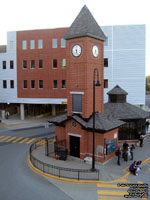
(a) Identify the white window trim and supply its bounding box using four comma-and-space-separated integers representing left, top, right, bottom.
68, 133, 82, 138
70, 91, 84, 95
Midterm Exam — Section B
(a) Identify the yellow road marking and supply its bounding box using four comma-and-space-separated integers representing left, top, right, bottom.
141, 157, 150, 165
97, 183, 129, 189
137, 181, 143, 184
123, 166, 129, 172
6, 137, 16, 142
19, 138, 29, 144
0, 136, 4, 139
0, 136, 11, 142
26, 138, 36, 144
36, 140, 46, 145
98, 196, 125, 200
97, 190, 128, 196
12, 137, 23, 143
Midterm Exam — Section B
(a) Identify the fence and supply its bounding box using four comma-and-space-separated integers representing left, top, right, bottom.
29, 138, 99, 181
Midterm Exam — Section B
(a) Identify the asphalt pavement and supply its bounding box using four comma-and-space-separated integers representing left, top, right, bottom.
1, 114, 150, 200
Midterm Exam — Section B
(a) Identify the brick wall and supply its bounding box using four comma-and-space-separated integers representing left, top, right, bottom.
66, 37, 104, 118
17, 28, 68, 98
55, 120, 119, 163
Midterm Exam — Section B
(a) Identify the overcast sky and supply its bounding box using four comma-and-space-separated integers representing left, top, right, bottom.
0, 0, 150, 75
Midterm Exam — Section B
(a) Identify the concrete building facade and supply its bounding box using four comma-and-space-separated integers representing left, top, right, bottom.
102, 25, 146, 105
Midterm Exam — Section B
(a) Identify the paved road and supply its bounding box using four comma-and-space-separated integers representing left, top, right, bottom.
0, 122, 150, 200
0, 126, 73, 200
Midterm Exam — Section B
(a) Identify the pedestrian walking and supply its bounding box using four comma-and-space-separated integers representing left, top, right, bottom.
139, 133, 144, 147
116, 147, 121, 166
123, 143, 129, 162
6, 111, 10, 119
122, 142, 127, 160
146, 121, 149, 131
130, 144, 135, 160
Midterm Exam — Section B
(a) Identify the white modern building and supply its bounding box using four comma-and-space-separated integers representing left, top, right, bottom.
102, 24, 146, 105
0, 24, 146, 119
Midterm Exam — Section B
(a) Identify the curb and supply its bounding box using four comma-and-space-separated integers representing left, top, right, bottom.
27, 155, 131, 185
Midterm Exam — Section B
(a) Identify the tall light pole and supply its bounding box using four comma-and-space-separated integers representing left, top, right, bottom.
91, 68, 101, 171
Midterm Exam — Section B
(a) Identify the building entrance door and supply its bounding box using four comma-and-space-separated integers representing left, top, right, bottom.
70, 136, 80, 158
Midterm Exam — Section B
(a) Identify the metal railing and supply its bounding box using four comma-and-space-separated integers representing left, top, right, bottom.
29, 138, 99, 181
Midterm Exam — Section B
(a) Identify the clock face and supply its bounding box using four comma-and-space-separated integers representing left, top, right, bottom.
92, 45, 99, 57
72, 45, 82, 57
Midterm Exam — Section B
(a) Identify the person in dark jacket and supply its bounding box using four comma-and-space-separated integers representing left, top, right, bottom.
139, 134, 144, 147
130, 144, 135, 160
129, 161, 137, 175
116, 147, 122, 166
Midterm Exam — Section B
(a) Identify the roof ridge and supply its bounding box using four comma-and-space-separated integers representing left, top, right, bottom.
64, 5, 106, 41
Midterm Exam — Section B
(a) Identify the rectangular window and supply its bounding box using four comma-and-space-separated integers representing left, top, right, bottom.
22, 40, 27, 50
2, 61, 6, 69
30, 40, 35, 49
23, 60, 27, 68
39, 80, 43, 89
31, 80, 35, 89
72, 94, 82, 113
38, 40, 43, 49
31, 60, 35, 69
52, 38, 57, 48
23, 80, 27, 89
3, 80, 7, 89
61, 58, 66, 68
39, 60, 43, 68
52, 59, 57, 68
104, 58, 108, 67
61, 38, 66, 48
62, 80, 66, 89
10, 80, 14, 88
104, 79, 108, 88
10, 60, 14, 69
53, 80, 57, 89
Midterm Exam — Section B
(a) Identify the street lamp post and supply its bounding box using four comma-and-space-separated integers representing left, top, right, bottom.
91, 68, 101, 171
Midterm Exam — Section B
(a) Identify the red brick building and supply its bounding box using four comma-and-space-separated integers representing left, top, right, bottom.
49, 6, 124, 163
17, 28, 68, 99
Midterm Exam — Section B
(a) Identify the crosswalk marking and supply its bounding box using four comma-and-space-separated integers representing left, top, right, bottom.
97, 190, 128, 196
97, 182, 129, 200
0, 136, 10, 142
0, 135, 39, 145
6, 136, 17, 142
98, 196, 125, 200
12, 137, 23, 143
97, 183, 129, 189
19, 138, 29, 144
26, 138, 36, 144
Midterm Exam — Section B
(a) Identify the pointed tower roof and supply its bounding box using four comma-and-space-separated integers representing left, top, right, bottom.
107, 85, 128, 95
64, 5, 107, 41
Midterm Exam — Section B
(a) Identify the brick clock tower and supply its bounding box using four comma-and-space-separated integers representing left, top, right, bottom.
50, 5, 123, 163
64, 5, 106, 119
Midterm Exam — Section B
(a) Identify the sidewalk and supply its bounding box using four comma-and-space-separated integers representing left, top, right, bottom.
0, 114, 52, 130
30, 127, 150, 182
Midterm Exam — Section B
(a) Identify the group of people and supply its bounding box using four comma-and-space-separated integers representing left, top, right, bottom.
116, 142, 135, 165
129, 160, 142, 176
